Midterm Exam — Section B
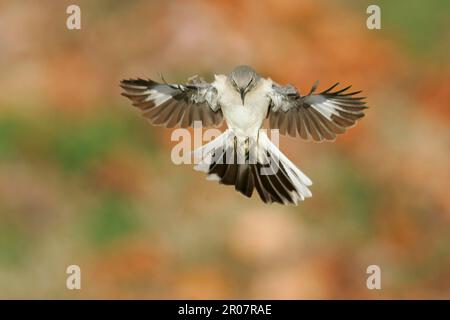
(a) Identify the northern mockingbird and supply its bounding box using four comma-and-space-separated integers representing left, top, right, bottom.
120, 65, 367, 205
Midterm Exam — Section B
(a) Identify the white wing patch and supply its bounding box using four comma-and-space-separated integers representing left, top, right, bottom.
147, 88, 173, 106
305, 96, 338, 121
120, 78, 224, 128
267, 81, 367, 141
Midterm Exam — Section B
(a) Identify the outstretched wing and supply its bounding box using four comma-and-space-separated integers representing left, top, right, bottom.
120, 75, 223, 128
267, 81, 367, 141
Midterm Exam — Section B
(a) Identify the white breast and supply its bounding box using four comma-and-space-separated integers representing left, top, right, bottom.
213, 76, 271, 137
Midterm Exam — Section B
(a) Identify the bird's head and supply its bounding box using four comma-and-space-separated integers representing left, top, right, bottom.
229, 65, 259, 105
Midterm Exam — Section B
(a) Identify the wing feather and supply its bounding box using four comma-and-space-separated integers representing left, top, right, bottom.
120, 77, 223, 128
267, 81, 367, 141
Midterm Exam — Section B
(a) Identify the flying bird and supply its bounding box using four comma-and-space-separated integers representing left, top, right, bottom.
120, 65, 367, 205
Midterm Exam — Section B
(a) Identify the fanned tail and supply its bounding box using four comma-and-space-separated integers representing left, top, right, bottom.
194, 130, 312, 205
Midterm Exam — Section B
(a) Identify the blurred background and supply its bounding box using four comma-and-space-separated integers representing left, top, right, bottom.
0, 0, 449, 299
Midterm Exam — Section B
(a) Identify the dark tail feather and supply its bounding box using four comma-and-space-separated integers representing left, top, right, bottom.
194, 130, 312, 205
235, 164, 254, 197
207, 156, 299, 205
208, 146, 254, 198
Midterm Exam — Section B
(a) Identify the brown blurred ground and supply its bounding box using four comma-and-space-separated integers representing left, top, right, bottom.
0, 0, 449, 299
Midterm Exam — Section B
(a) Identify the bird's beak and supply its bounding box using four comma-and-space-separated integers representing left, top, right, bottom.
240, 89, 246, 105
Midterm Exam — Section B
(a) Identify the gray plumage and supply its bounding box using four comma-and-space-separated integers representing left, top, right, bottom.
120, 65, 367, 205
228, 65, 260, 104
120, 76, 222, 128
267, 81, 367, 141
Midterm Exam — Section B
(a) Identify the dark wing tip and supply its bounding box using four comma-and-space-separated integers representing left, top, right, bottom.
308, 80, 320, 95
320, 84, 368, 105
119, 78, 158, 89
319, 82, 340, 94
